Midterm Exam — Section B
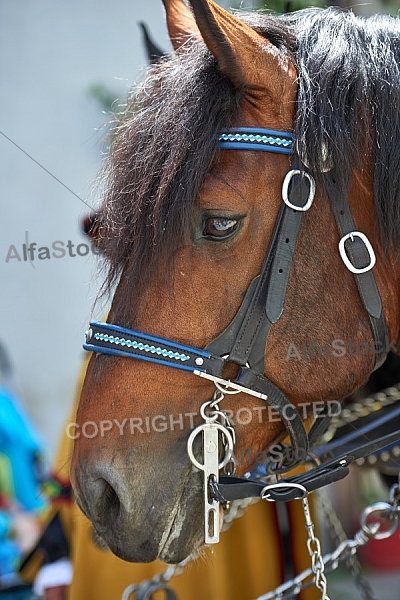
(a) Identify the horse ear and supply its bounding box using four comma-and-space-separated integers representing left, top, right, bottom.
139, 22, 166, 64
82, 212, 104, 249
162, 0, 202, 50
187, 0, 294, 93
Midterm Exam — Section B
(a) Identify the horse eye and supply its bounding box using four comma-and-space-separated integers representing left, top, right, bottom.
203, 217, 239, 239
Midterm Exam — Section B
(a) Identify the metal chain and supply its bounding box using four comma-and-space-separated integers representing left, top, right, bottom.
323, 383, 400, 471
121, 555, 194, 600
302, 495, 330, 599
317, 489, 377, 600
221, 496, 259, 531
326, 384, 400, 433
122, 481, 400, 600
256, 484, 400, 600
390, 476, 400, 509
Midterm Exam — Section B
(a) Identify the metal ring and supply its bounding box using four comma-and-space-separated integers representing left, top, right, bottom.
282, 170, 315, 212
187, 423, 234, 471
390, 483, 400, 506
199, 401, 220, 422
121, 584, 138, 600
214, 380, 242, 395
133, 582, 178, 600
210, 391, 225, 408
260, 481, 308, 502
360, 501, 399, 540
338, 231, 376, 274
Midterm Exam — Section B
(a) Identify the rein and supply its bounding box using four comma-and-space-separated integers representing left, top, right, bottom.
84, 125, 388, 460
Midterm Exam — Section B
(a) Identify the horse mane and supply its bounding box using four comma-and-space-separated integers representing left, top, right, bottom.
288, 8, 400, 254
99, 46, 240, 316
99, 8, 400, 319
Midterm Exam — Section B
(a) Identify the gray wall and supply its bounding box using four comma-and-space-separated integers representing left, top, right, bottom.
0, 0, 172, 455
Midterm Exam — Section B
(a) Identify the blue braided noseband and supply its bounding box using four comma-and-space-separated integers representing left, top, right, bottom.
219, 127, 293, 155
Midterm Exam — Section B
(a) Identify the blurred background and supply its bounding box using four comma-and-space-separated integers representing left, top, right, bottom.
0, 0, 398, 457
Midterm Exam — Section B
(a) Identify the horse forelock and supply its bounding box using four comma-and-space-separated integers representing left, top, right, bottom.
99, 8, 400, 320
98, 44, 240, 320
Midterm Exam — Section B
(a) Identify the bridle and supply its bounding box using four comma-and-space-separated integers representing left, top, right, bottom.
84, 126, 388, 472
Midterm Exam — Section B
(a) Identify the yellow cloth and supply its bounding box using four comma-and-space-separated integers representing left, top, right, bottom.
51, 367, 320, 600
68, 498, 282, 600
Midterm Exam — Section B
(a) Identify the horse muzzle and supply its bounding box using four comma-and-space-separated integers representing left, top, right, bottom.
71, 447, 205, 563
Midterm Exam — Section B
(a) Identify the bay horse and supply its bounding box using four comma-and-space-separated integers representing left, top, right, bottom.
71, 0, 400, 566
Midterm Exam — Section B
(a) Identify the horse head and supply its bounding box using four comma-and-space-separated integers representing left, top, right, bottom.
71, 0, 400, 564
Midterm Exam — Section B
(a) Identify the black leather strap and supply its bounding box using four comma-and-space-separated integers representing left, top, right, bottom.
313, 399, 400, 461
265, 204, 306, 324
212, 463, 350, 503
226, 175, 311, 371
226, 204, 286, 368
234, 366, 309, 468
307, 405, 335, 448
212, 427, 400, 503
206, 185, 311, 469
330, 192, 388, 369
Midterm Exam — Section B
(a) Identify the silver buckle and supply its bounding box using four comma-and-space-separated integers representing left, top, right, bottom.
338, 231, 376, 274
282, 170, 315, 212
260, 481, 308, 501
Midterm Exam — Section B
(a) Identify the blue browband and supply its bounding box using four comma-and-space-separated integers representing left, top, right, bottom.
218, 127, 293, 154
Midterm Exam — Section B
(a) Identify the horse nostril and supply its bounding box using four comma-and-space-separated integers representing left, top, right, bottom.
102, 480, 120, 518
90, 478, 121, 522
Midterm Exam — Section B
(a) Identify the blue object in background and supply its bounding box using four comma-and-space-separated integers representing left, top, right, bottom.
0, 386, 45, 512
0, 385, 46, 579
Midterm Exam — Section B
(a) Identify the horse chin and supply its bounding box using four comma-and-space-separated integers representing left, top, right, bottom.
155, 469, 207, 563
91, 493, 217, 564
91, 527, 110, 551
157, 497, 206, 563
103, 507, 204, 564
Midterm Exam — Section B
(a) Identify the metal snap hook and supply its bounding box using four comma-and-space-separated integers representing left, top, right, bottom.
360, 501, 399, 540
200, 401, 220, 422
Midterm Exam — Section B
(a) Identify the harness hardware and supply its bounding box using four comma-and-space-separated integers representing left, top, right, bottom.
282, 169, 315, 211
339, 231, 377, 274
187, 394, 236, 544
